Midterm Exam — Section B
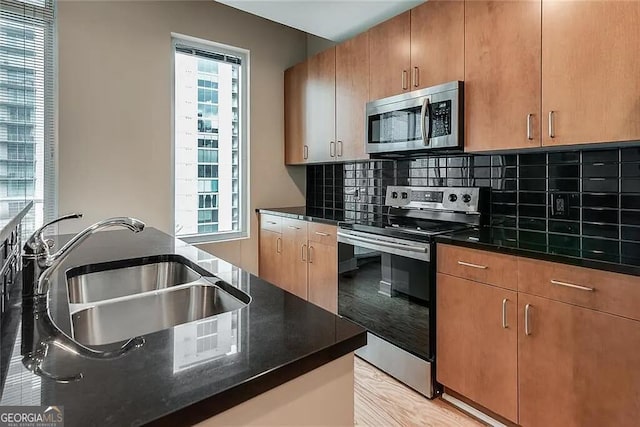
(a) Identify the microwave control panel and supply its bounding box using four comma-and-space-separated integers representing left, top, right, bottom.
429, 100, 452, 138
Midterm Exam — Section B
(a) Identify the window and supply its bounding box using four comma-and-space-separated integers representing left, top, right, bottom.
173, 35, 248, 242
0, 0, 56, 234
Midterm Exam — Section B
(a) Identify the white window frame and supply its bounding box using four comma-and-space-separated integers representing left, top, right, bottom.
171, 33, 250, 244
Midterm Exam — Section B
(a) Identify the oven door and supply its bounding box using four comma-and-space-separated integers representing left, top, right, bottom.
337, 229, 434, 361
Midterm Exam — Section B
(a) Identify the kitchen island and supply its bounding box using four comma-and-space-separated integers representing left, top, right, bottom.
0, 227, 366, 426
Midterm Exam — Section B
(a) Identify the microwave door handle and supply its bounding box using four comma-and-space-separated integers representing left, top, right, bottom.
421, 97, 430, 146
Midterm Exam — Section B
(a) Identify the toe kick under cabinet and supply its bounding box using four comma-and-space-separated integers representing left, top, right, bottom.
437, 243, 640, 427
259, 213, 337, 314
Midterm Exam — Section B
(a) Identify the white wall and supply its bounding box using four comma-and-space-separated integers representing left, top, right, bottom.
58, 0, 307, 273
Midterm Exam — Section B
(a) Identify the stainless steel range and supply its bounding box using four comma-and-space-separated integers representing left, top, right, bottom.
337, 185, 482, 398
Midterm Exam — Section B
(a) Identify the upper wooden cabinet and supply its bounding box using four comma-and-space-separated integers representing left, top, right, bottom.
542, 0, 640, 146
464, 0, 542, 152
335, 32, 369, 161
368, 11, 411, 100
368, 1, 464, 101
306, 48, 336, 163
284, 61, 307, 164
410, 0, 464, 90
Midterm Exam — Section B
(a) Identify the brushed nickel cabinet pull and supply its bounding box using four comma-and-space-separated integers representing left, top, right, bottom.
527, 113, 533, 140
276, 237, 281, 254
303, 145, 308, 160
330, 141, 336, 157
266, 221, 277, 225
301, 244, 307, 262
525, 304, 533, 336
457, 261, 488, 270
502, 298, 509, 329
308, 245, 314, 264
337, 140, 343, 157
314, 231, 330, 237
550, 279, 595, 292
413, 66, 419, 87
548, 111, 555, 138
287, 225, 301, 230
402, 70, 408, 90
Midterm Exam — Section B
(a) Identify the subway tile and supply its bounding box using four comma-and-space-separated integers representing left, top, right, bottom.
583, 223, 619, 239
583, 149, 618, 163
549, 220, 580, 235
622, 225, 640, 242
520, 153, 547, 165
519, 204, 547, 218
622, 210, 640, 226
548, 151, 580, 164
492, 204, 517, 216
583, 208, 619, 224
492, 178, 517, 191
583, 193, 618, 209
492, 192, 517, 204
491, 155, 517, 167
520, 165, 546, 179
582, 237, 619, 263
583, 162, 618, 178
622, 195, 640, 210
549, 164, 580, 179
549, 233, 580, 252
472, 156, 491, 167
519, 217, 546, 231
520, 179, 545, 191
549, 178, 579, 192
491, 166, 517, 179
621, 179, 640, 194
582, 178, 618, 193
491, 215, 517, 228
622, 242, 640, 262
622, 162, 640, 178
620, 147, 640, 163
519, 192, 546, 205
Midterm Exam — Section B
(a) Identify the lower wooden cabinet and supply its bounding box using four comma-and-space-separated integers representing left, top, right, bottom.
518, 293, 640, 427
437, 273, 518, 422
258, 214, 337, 313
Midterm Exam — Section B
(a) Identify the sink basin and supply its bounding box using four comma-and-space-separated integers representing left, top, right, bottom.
66, 255, 202, 303
70, 282, 248, 346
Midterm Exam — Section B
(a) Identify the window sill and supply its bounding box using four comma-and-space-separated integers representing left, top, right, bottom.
178, 231, 248, 245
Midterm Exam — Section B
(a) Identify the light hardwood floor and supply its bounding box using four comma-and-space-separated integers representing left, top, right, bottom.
354, 357, 485, 427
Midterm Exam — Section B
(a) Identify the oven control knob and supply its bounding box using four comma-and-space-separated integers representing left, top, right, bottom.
392, 191, 398, 199
448, 194, 457, 202
401, 192, 408, 199
462, 194, 472, 203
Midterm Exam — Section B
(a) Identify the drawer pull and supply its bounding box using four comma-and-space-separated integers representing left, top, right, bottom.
302, 244, 307, 261
502, 298, 509, 329
314, 231, 330, 237
457, 261, 487, 270
276, 238, 281, 254
550, 279, 595, 292
266, 221, 277, 225
288, 225, 301, 230
525, 304, 533, 336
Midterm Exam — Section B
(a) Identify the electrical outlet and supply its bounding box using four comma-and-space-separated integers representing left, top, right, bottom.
550, 193, 569, 218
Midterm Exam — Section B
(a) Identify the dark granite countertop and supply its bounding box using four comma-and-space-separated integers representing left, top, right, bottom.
0, 228, 365, 426
0, 201, 32, 243
437, 227, 640, 277
256, 207, 341, 225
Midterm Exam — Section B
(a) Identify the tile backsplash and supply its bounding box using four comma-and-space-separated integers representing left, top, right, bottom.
306, 146, 640, 264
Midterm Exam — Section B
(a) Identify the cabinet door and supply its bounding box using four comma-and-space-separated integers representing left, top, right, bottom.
258, 229, 282, 286
542, 0, 640, 146
306, 48, 336, 163
335, 32, 369, 162
368, 11, 411, 100
518, 293, 640, 427
284, 61, 307, 164
281, 219, 309, 299
307, 242, 337, 314
464, 0, 542, 152
410, 0, 464, 90
437, 274, 518, 423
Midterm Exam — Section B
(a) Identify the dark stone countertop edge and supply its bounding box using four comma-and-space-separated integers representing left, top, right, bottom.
256, 207, 339, 226
148, 333, 366, 426
0, 201, 32, 243
436, 233, 640, 277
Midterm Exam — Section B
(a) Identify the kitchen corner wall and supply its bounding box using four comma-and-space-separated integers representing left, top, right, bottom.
58, 1, 308, 273
307, 145, 640, 265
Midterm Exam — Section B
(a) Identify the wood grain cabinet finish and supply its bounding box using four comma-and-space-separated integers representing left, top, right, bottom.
542, 0, 640, 146
437, 273, 518, 422
281, 218, 309, 300
336, 32, 369, 161
410, 0, 464, 90
437, 244, 518, 290
258, 228, 282, 287
284, 61, 307, 164
306, 48, 336, 163
518, 257, 640, 321
464, 0, 542, 151
368, 11, 411, 100
518, 293, 640, 427
308, 241, 338, 314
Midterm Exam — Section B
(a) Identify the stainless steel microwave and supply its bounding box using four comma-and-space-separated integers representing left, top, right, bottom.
366, 81, 463, 155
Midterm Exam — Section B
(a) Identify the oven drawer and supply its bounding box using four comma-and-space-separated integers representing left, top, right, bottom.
437, 244, 517, 290
518, 257, 640, 321
308, 223, 337, 246
260, 214, 282, 233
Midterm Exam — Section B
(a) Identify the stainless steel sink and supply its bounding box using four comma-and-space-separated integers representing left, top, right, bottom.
67, 258, 201, 303
70, 282, 248, 346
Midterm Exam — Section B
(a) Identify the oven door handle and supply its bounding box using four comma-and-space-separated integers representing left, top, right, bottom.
337, 231, 427, 253
421, 97, 430, 146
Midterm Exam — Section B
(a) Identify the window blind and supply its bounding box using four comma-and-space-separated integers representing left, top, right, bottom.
0, 0, 56, 234
175, 44, 242, 65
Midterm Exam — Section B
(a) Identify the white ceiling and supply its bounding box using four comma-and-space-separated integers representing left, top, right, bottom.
216, 0, 425, 42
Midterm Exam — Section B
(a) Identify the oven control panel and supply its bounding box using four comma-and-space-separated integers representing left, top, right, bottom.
385, 186, 480, 213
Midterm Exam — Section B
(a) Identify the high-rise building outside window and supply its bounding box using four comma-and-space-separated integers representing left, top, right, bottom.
0, 0, 57, 235
173, 35, 248, 243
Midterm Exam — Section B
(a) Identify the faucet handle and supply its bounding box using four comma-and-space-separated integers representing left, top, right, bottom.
24, 213, 83, 254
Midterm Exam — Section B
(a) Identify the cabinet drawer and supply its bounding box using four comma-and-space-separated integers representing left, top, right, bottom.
260, 214, 282, 233
308, 223, 337, 246
437, 244, 518, 290
518, 257, 640, 321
